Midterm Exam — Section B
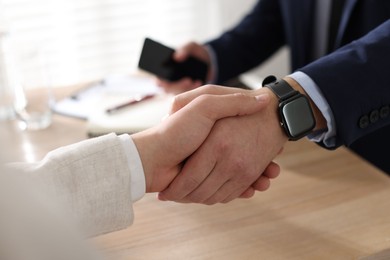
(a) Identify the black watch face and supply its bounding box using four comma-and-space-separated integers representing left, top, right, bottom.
280, 96, 316, 140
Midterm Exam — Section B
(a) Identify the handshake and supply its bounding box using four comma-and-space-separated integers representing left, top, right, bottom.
132, 84, 289, 205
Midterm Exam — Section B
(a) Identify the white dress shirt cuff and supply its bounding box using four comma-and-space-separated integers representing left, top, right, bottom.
118, 134, 146, 202
288, 71, 337, 147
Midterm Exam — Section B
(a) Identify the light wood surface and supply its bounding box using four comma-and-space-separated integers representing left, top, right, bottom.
1, 87, 390, 260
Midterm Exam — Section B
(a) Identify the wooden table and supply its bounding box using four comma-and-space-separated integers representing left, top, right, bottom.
1, 88, 390, 260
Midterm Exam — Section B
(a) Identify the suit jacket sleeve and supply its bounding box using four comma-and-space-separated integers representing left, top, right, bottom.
12, 133, 137, 237
207, 0, 285, 84
300, 20, 390, 148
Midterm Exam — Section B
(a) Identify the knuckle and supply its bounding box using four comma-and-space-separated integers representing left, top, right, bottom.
214, 138, 231, 154
200, 84, 217, 93
194, 94, 212, 105
233, 92, 246, 98
171, 95, 185, 111
230, 156, 249, 175
230, 160, 259, 185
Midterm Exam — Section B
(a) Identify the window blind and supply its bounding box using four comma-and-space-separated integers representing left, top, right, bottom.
0, 0, 256, 86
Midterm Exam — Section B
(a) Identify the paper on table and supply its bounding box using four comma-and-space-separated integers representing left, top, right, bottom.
52, 74, 163, 120
86, 94, 173, 137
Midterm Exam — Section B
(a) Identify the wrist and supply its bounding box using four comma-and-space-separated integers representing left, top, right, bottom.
132, 126, 181, 194
260, 76, 317, 140
131, 130, 159, 193
253, 87, 289, 143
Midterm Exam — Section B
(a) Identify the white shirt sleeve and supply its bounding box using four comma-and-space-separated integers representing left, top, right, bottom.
118, 134, 146, 202
288, 71, 337, 147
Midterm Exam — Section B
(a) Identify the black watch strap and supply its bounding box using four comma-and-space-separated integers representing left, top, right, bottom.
264, 79, 299, 101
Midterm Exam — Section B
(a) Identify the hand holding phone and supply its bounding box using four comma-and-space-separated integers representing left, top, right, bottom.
138, 38, 208, 83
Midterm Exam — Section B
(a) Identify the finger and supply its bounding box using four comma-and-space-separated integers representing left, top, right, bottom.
220, 162, 279, 202
181, 141, 262, 204
157, 193, 192, 203
173, 44, 191, 62
218, 163, 279, 203
173, 42, 201, 62
251, 176, 271, 192
249, 162, 281, 193
202, 181, 245, 205
262, 161, 281, 179
171, 85, 251, 113
203, 173, 260, 204
158, 146, 218, 201
180, 161, 233, 203
238, 187, 256, 199
182, 92, 270, 122
223, 162, 280, 202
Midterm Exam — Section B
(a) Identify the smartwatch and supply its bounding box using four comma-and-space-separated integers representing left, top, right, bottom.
263, 76, 316, 141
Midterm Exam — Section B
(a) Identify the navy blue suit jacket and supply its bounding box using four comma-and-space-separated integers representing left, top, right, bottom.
208, 0, 390, 173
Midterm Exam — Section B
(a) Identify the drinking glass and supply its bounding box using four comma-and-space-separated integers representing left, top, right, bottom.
13, 47, 54, 130
0, 29, 17, 121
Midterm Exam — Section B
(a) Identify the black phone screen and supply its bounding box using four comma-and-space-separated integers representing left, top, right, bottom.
138, 38, 208, 82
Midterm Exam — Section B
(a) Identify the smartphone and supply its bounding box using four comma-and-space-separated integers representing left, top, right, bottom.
138, 38, 208, 82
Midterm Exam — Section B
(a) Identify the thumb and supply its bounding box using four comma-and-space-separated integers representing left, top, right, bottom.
173, 42, 199, 62
188, 92, 270, 122
173, 46, 190, 62
170, 85, 250, 114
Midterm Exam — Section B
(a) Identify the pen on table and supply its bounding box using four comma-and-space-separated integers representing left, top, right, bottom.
105, 94, 156, 114
70, 79, 106, 100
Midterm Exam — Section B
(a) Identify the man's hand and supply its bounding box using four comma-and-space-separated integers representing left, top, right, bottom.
158, 85, 288, 204
156, 42, 213, 94
131, 91, 273, 193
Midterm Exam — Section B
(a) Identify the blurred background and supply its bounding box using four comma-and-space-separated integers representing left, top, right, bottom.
0, 0, 288, 87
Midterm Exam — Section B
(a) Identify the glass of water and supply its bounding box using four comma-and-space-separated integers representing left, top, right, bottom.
0, 29, 17, 121
13, 47, 54, 130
